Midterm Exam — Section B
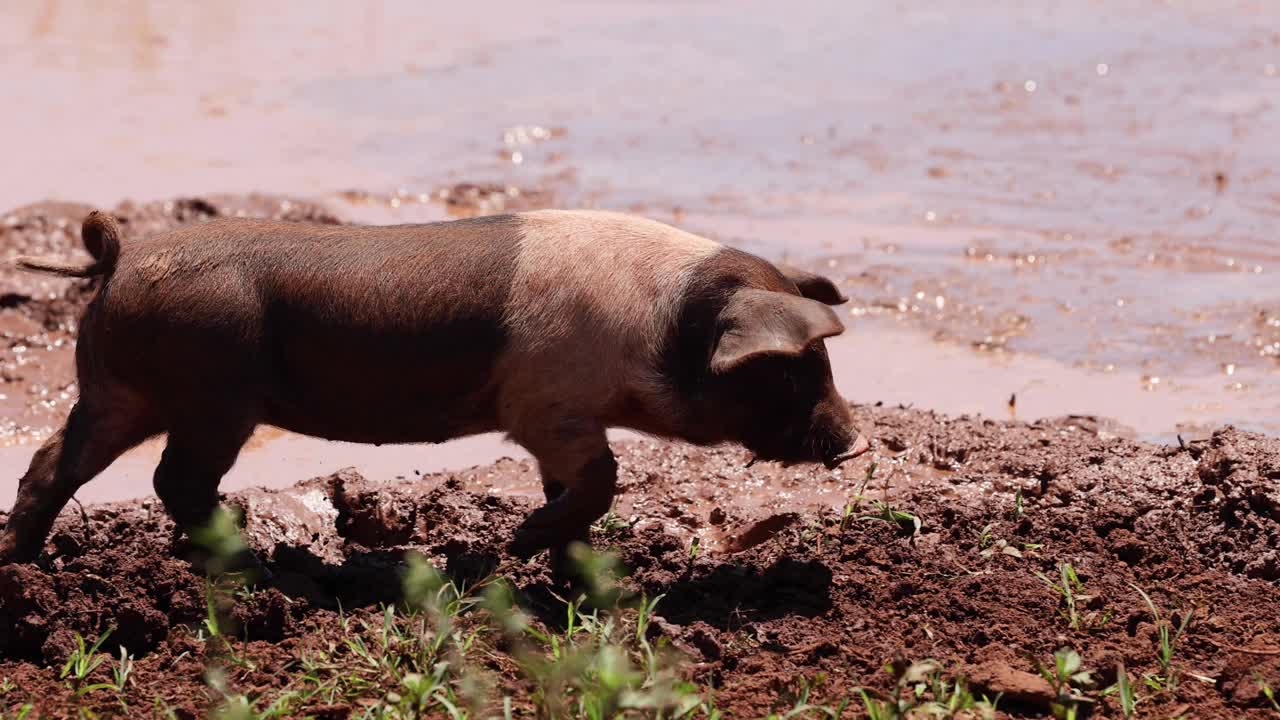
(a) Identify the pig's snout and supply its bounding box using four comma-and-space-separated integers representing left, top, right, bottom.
808, 392, 868, 469
823, 433, 871, 469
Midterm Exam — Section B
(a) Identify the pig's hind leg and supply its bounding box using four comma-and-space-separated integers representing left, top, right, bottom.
152, 411, 263, 578
0, 399, 159, 563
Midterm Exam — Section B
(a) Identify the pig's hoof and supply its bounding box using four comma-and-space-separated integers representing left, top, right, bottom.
549, 543, 594, 588
548, 544, 573, 583
507, 532, 544, 560
510, 507, 565, 559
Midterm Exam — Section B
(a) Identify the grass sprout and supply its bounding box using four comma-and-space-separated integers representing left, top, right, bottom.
1036, 648, 1094, 720
863, 501, 921, 536
1103, 662, 1139, 718
1254, 672, 1280, 712
483, 543, 703, 719
1035, 563, 1110, 631
858, 660, 998, 720
1127, 582, 1193, 692
765, 674, 848, 719
59, 628, 115, 696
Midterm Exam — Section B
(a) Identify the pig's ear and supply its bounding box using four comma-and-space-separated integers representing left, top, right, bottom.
710, 289, 845, 373
775, 263, 848, 306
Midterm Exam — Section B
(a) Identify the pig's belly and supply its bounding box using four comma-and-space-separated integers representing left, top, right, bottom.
262, 382, 501, 445
259, 324, 505, 445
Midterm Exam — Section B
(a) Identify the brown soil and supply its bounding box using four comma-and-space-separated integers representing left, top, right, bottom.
2, 410, 1279, 717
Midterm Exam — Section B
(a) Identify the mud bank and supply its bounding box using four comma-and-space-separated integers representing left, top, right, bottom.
1, 408, 1278, 717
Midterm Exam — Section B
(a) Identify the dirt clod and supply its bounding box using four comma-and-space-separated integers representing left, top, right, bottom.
720, 512, 800, 554
965, 661, 1056, 706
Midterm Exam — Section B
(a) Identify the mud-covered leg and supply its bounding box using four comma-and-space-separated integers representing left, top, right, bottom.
0, 403, 154, 563
509, 421, 617, 563
540, 474, 592, 582
153, 421, 263, 579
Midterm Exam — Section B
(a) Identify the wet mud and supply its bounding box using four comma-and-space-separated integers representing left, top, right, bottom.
2, 408, 1278, 717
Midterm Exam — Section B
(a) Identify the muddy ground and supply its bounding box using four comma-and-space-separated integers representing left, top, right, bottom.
2, 409, 1280, 718
0, 200, 1278, 718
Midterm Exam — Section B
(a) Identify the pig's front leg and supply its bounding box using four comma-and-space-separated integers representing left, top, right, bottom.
508, 423, 616, 567
537, 474, 589, 581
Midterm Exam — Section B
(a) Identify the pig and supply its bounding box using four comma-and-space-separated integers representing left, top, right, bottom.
0, 209, 866, 576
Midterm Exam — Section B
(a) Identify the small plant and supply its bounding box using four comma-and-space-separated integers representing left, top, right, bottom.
841, 462, 879, 524
400, 550, 489, 703
110, 646, 134, 693
167, 542, 733, 719
864, 500, 921, 535
1104, 662, 1139, 718
483, 545, 702, 719
1013, 488, 1024, 519
857, 660, 998, 720
839, 463, 921, 538
188, 506, 263, 658
382, 668, 456, 719
766, 673, 848, 719
0, 679, 34, 720
189, 506, 257, 581
1036, 648, 1094, 720
593, 507, 633, 536
859, 690, 896, 720
979, 537, 1022, 559
839, 502, 857, 534
799, 518, 828, 551
152, 697, 182, 720
978, 523, 1035, 559
206, 667, 297, 719
689, 536, 701, 564
0, 705, 34, 720
1128, 583, 1193, 692
203, 578, 225, 639
860, 461, 878, 498
1035, 563, 1110, 630
59, 628, 115, 695
1254, 671, 1280, 712
566, 541, 630, 609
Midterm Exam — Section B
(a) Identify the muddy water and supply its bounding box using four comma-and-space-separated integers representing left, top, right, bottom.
2, 1, 1279, 505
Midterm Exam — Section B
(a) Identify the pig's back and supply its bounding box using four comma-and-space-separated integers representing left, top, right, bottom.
494, 210, 722, 431
95, 215, 527, 439
92, 211, 722, 442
